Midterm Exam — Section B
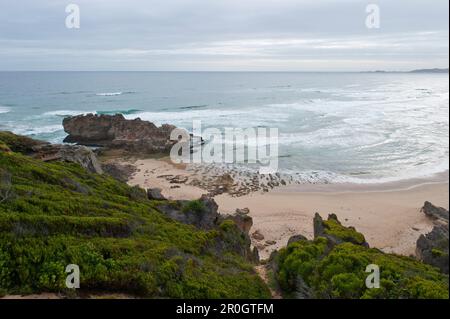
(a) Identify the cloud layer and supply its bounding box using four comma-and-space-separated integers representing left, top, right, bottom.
0, 0, 448, 71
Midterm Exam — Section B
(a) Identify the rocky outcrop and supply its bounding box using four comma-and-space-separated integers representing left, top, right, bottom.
147, 188, 166, 201
416, 202, 449, 274
421, 201, 449, 222
156, 195, 220, 230
225, 208, 253, 234
156, 195, 258, 263
63, 114, 177, 154
416, 225, 449, 274
313, 213, 369, 247
0, 131, 103, 174
32, 144, 103, 174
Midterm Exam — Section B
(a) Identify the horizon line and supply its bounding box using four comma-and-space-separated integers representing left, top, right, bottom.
0, 68, 448, 73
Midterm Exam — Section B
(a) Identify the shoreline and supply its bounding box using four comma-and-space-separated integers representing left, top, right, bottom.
126, 157, 449, 259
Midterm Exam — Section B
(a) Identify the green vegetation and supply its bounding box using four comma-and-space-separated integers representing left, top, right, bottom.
323, 218, 366, 245
0, 133, 270, 298
274, 237, 449, 299
182, 200, 206, 214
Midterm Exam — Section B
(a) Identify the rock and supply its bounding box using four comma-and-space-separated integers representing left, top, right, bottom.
147, 188, 166, 201
421, 201, 449, 222
313, 213, 369, 247
33, 144, 103, 174
169, 175, 189, 184
416, 202, 449, 273
416, 224, 449, 274
101, 162, 136, 182
265, 240, 276, 246
156, 195, 258, 263
252, 247, 260, 262
287, 234, 308, 246
57, 145, 103, 174
63, 114, 178, 154
235, 208, 250, 215
223, 208, 252, 234
252, 230, 265, 241
156, 195, 220, 230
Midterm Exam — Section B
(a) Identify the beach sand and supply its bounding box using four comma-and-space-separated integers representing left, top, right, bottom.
128, 158, 449, 260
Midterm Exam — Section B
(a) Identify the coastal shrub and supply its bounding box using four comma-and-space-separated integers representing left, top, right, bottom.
275, 238, 449, 299
0, 134, 271, 298
182, 200, 206, 214
323, 218, 366, 245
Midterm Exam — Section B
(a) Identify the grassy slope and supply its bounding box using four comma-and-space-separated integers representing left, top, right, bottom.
0, 132, 270, 298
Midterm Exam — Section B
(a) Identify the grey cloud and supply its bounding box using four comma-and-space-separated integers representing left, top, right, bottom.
0, 0, 448, 70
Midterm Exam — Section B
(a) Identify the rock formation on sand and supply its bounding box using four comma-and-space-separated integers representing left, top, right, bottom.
313, 213, 369, 247
63, 114, 177, 154
416, 202, 449, 274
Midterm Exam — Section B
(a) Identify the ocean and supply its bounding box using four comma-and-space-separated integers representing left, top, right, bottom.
0, 71, 448, 184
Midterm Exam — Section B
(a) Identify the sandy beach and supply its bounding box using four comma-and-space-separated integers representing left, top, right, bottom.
127, 157, 449, 260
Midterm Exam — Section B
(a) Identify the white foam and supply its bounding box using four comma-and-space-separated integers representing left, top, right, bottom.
12, 124, 63, 136
96, 92, 123, 96
43, 110, 95, 117
0, 106, 10, 114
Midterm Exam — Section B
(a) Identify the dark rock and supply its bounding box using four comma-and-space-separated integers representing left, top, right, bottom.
252, 230, 265, 241
416, 202, 449, 273
252, 247, 260, 262
63, 114, 178, 154
157, 195, 220, 230
416, 224, 449, 274
147, 188, 166, 201
224, 208, 253, 234
421, 201, 449, 222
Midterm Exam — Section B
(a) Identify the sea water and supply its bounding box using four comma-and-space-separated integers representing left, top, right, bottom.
0, 71, 448, 184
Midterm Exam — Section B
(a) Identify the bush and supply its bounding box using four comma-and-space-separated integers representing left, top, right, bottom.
274, 238, 449, 299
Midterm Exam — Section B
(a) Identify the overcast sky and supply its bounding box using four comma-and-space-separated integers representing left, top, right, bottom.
0, 0, 448, 71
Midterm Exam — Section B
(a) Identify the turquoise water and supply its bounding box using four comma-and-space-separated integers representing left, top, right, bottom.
0, 71, 448, 184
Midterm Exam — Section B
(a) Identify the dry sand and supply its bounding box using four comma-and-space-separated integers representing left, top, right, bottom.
128, 158, 449, 260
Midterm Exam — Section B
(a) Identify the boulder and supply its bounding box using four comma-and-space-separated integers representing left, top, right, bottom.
33, 144, 103, 174
252, 230, 265, 241
63, 114, 178, 154
147, 188, 166, 201
421, 201, 449, 222
223, 208, 253, 234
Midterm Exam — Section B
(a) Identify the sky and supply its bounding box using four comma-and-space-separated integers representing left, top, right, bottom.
0, 0, 448, 71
